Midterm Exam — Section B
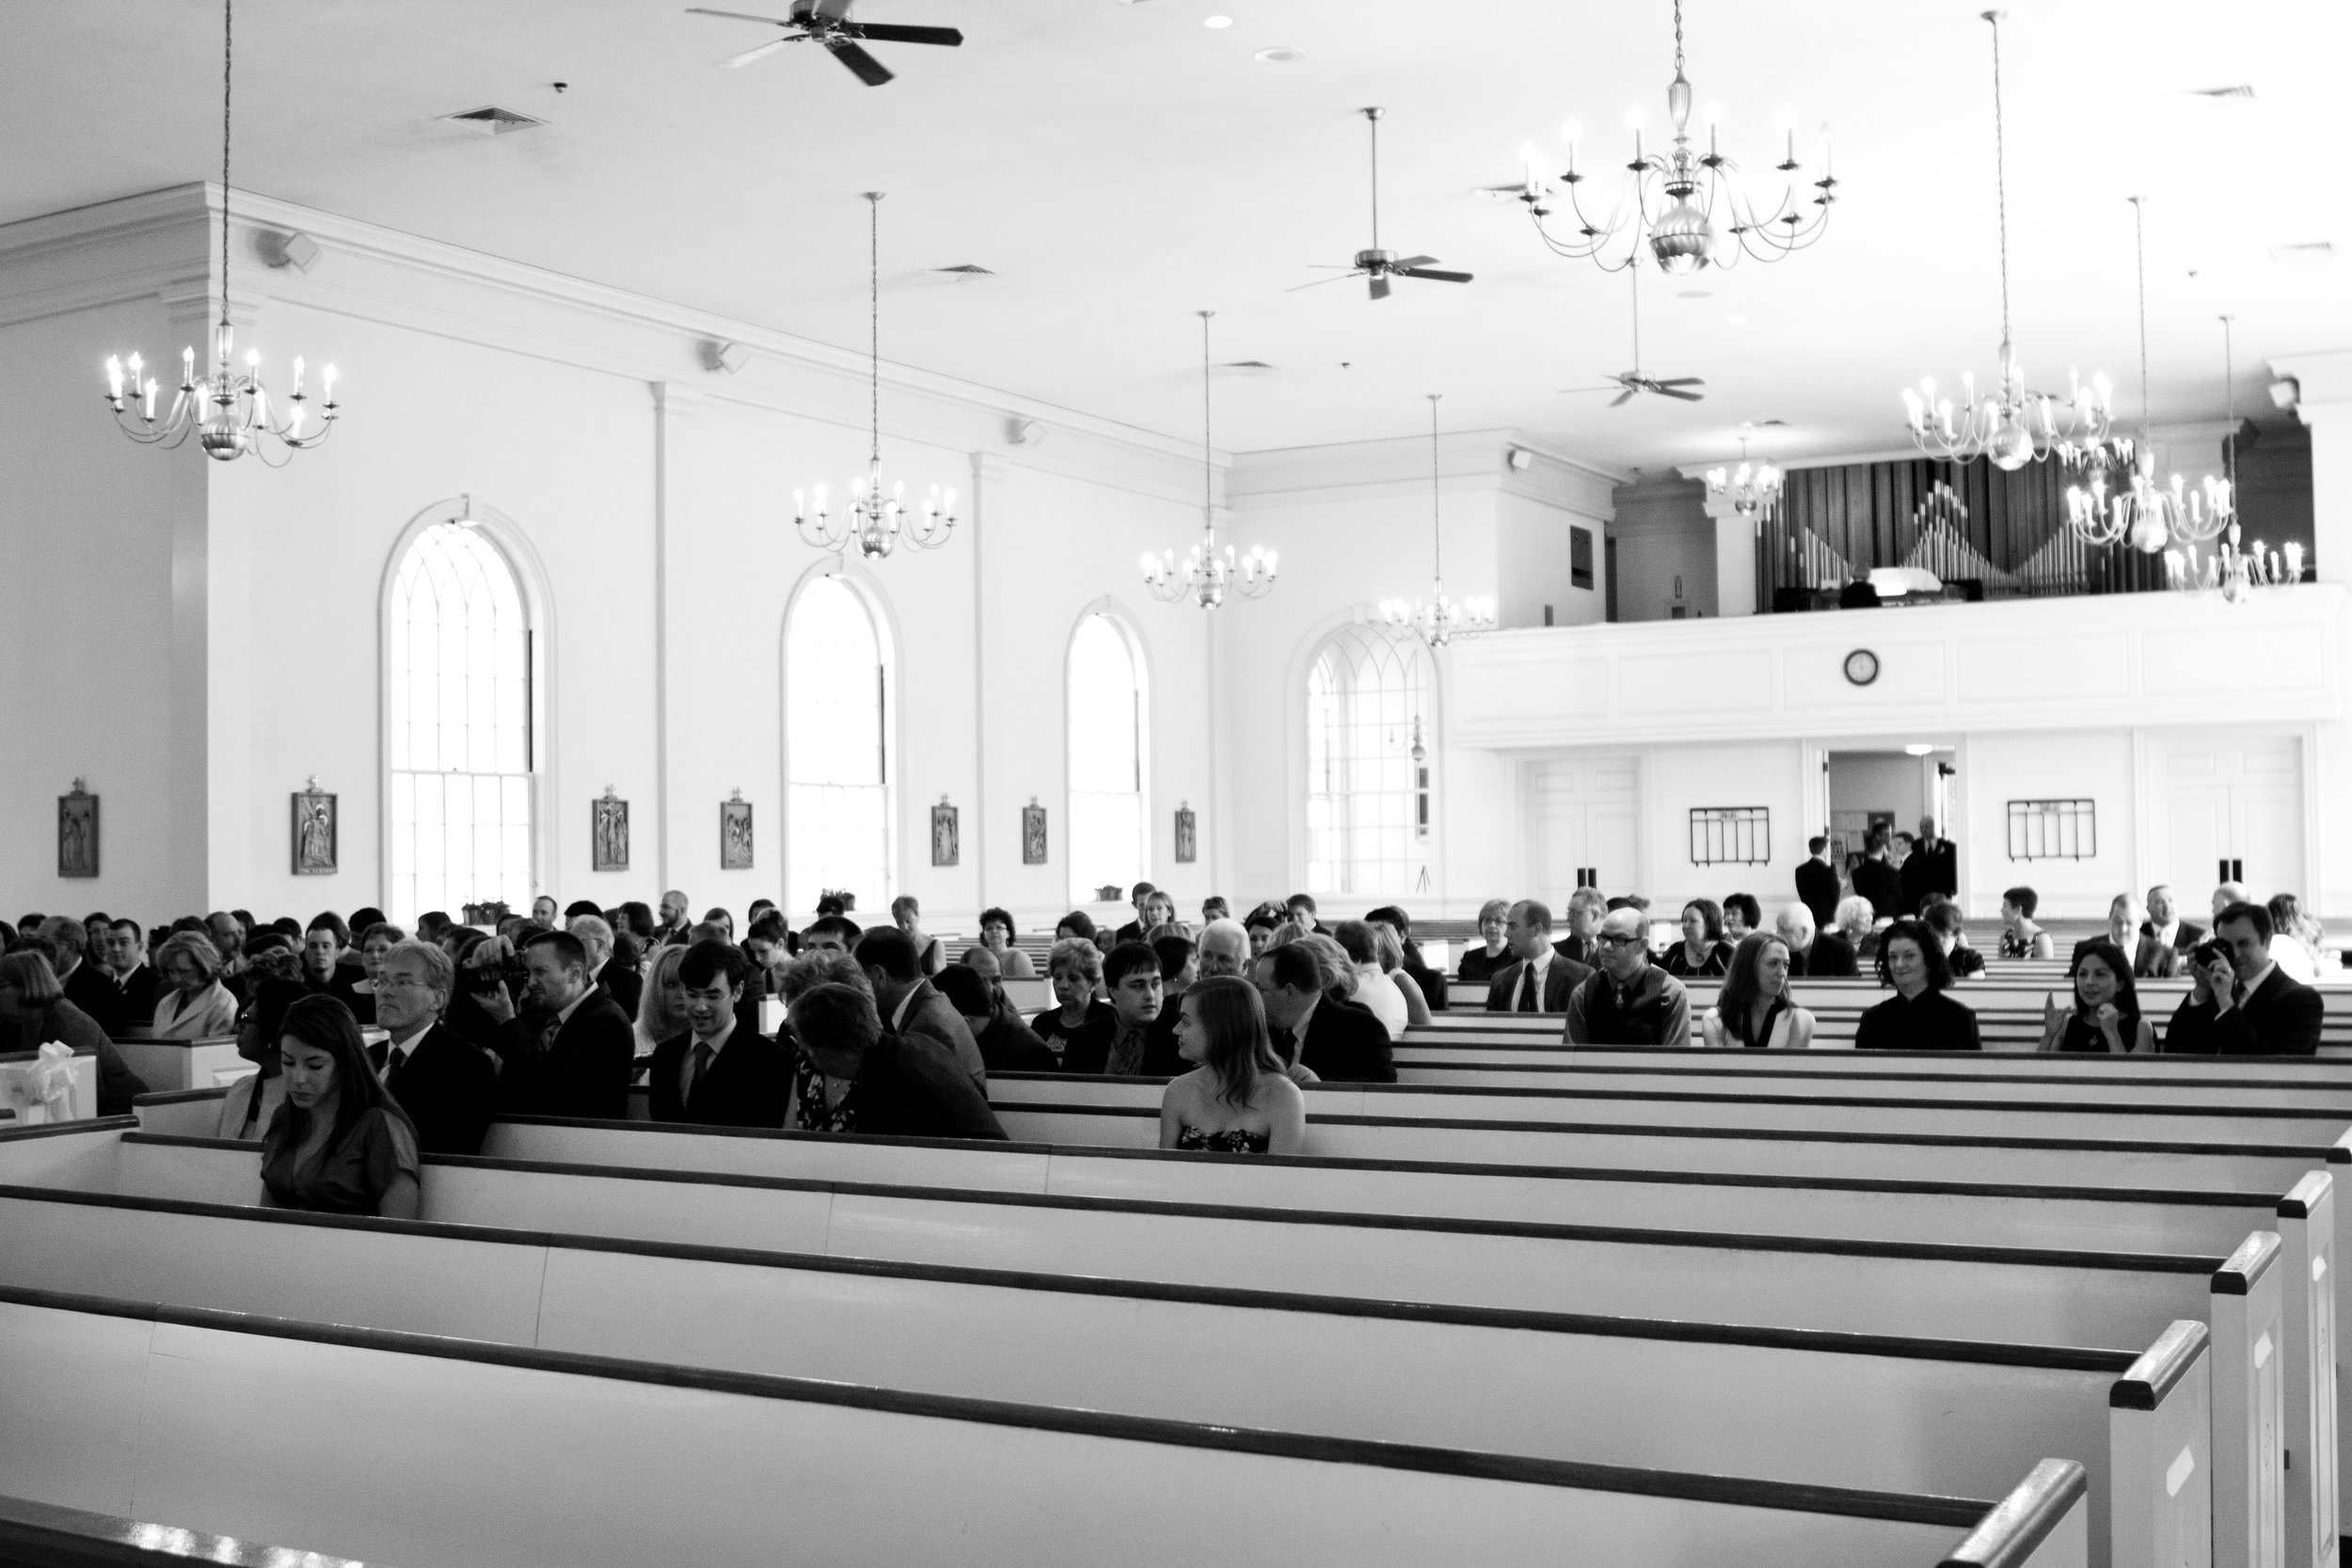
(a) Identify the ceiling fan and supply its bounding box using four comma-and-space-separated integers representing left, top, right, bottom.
1292, 108, 1471, 301
686, 2, 962, 87
1562, 260, 1704, 405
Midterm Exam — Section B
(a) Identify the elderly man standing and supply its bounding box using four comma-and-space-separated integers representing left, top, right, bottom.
1566, 909, 1692, 1047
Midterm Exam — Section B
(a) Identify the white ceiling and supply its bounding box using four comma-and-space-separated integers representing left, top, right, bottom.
6, 0, 2344, 472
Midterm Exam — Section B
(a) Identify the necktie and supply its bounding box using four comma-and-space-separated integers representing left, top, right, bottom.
1518, 967, 1538, 1014
689, 1042, 714, 1103
539, 1014, 564, 1051
2233, 980, 2249, 1006
367, 1041, 388, 1074
386, 1047, 406, 1079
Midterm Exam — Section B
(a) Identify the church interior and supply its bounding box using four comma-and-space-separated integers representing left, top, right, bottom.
3, 0, 2351, 1563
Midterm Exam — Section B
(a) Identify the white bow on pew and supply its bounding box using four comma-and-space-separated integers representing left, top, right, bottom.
0, 1041, 78, 1125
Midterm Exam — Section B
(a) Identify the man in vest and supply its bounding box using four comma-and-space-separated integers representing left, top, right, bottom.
1565, 908, 1692, 1048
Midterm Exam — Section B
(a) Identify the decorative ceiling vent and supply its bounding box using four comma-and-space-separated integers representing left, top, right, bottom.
2187, 85, 2256, 101
442, 105, 548, 135
2269, 241, 2336, 265
933, 263, 994, 278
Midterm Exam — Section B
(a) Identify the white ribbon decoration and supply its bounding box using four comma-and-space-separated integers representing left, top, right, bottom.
1, 1041, 78, 1125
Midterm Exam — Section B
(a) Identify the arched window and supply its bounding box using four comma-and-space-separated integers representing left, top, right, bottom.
387, 523, 535, 925
1305, 625, 1434, 897
1068, 613, 1147, 904
787, 576, 893, 914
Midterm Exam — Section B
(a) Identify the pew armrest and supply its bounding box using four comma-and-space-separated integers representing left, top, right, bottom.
0, 1489, 374, 1568
1937, 1458, 2088, 1568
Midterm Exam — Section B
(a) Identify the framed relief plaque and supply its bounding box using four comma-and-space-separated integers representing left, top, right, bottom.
1021, 800, 1048, 866
720, 792, 755, 870
930, 797, 961, 867
592, 789, 630, 873
57, 782, 99, 879
292, 780, 338, 876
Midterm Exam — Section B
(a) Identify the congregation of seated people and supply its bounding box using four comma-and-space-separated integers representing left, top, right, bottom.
5, 863, 2334, 1221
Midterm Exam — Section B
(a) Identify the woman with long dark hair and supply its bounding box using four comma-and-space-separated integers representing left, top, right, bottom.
1702, 932, 1815, 1049
1854, 918, 1982, 1051
2039, 939, 2153, 1053
1156, 974, 1306, 1155
260, 994, 421, 1218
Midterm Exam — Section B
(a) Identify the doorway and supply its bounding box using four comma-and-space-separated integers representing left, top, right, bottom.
1824, 748, 1957, 905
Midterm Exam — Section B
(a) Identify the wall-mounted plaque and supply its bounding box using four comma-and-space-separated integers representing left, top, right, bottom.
930, 797, 961, 867
720, 792, 755, 870
1173, 803, 1198, 864
593, 789, 629, 873
292, 781, 338, 876
1021, 800, 1048, 866
57, 782, 98, 879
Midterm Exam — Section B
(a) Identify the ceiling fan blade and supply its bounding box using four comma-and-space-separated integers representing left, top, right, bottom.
1285, 272, 1360, 292
826, 38, 895, 84
1395, 266, 1472, 283
1369, 275, 1391, 301
812, 0, 852, 16
719, 38, 795, 65
1391, 255, 1438, 269
686, 6, 798, 22
1609, 388, 1637, 407
1650, 376, 1706, 388
1556, 386, 1618, 395
1656, 386, 1707, 402
846, 22, 963, 44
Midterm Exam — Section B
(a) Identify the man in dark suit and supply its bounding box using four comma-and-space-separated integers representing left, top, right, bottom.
648, 940, 789, 1127
66, 918, 160, 1035
371, 940, 498, 1156
1850, 831, 1902, 927
2164, 903, 2325, 1055
857, 928, 987, 1087
1252, 942, 1393, 1083
2073, 895, 2145, 968
1487, 900, 1593, 1014
2135, 883, 2203, 979
1773, 902, 1854, 977
1550, 889, 1607, 967
935, 963, 1059, 1074
1795, 836, 1841, 937
786, 981, 1008, 1140
568, 913, 642, 1022
482, 927, 636, 1118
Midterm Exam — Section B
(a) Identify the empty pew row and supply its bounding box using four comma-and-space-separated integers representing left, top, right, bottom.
90, 1113, 2348, 1560
1398, 1033, 2352, 1079
1384, 1058, 2352, 1107
1413, 1009, 2352, 1052
0, 1290, 2043, 1568
0, 1179, 2201, 1565
1444, 975, 2352, 1016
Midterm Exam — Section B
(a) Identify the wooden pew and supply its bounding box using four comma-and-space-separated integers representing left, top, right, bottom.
984, 1072, 2352, 1148
1384, 1058, 2352, 1108
0, 1288, 2026, 1568
105, 1037, 244, 1096
1944, 1458, 2090, 1568
0, 1490, 375, 1568
0, 1185, 2203, 1564
0, 1049, 100, 1122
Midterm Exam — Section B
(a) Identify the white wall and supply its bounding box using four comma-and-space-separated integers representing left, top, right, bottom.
1608, 477, 1716, 623
1828, 753, 1929, 833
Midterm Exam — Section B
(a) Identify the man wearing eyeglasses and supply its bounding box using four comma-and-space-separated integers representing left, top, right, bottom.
1565, 909, 1692, 1048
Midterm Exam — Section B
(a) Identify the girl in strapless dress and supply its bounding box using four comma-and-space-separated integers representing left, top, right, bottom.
1156, 974, 1306, 1156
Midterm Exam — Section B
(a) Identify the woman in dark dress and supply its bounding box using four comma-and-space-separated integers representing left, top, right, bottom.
1031, 938, 1112, 1050
1456, 899, 1513, 984
1660, 899, 1735, 978
1854, 919, 1982, 1052
2038, 939, 2153, 1053
0, 950, 149, 1115
1156, 975, 1305, 1154
260, 995, 421, 1218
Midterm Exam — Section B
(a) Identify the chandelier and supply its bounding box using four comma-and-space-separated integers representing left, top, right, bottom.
1142, 312, 1276, 609
794, 193, 953, 560
1899, 11, 2114, 473
1507, 0, 1836, 275
103, 0, 339, 465
2166, 316, 2296, 602
1381, 395, 1496, 646
1704, 436, 1782, 516
2064, 198, 2231, 549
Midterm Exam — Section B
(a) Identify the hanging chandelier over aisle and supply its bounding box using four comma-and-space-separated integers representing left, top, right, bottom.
794, 192, 954, 560
1380, 395, 1495, 647
1142, 312, 1276, 609
2164, 315, 2296, 602
1507, 0, 1836, 275
103, 0, 340, 464
2063, 198, 2232, 550
1899, 11, 2115, 473
1705, 436, 1782, 516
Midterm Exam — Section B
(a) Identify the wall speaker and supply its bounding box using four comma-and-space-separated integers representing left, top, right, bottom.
263, 230, 321, 272
1009, 418, 1049, 447
700, 340, 750, 375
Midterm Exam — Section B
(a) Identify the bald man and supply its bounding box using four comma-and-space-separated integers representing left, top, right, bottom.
1565, 909, 1691, 1047
2136, 884, 2201, 978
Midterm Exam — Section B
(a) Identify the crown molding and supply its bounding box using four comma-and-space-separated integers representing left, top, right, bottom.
1228, 427, 1621, 517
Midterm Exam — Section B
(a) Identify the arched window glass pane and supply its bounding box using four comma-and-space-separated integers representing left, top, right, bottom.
787, 576, 892, 913
1304, 625, 1432, 898
1069, 614, 1145, 904
387, 523, 533, 924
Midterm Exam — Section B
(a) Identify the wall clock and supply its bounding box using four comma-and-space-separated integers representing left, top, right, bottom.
1842, 648, 1880, 687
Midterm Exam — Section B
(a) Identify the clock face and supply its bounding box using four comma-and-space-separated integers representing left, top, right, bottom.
1843, 648, 1880, 687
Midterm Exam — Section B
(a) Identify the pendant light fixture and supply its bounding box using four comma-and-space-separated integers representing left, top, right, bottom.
1380, 395, 1494, 646
1704, 435, 1782, 516
1899, 11, 2114, 472
103, 0, 341, 464
2063, 197, 2232, 549
2166, 316, 2295, 601
1142, 311, 1276, 609
794, 192, 955, 560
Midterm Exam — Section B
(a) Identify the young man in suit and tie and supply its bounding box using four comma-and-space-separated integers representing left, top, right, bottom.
481, 927, 636, 1118
649, 940, 789, 1127
371, 940, 498, 1156
1486, 901, 1593, 1014
1795, 837, 1841, 937
2163, 902, 2325, 1055
2134, 883, 2203, 978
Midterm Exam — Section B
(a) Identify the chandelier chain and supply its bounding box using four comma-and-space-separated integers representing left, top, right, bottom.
2132, 196, 2150, 440
1200, 310, 1213, 518
221, 0, 232, 328
1672, 0, 1684, 76
866, 192, 881, 466
1428, 394, 1442, 585
2222, 314, 2235, 496
1985, 10, 2010, 342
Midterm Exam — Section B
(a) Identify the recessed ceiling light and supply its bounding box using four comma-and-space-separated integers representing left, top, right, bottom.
1725, 313, 1749, 325
1254, 45, 1302, 62
1203, 14, 1232, 26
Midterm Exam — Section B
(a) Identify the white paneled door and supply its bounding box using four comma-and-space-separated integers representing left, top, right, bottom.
2149, 734, 2306, 900
1529, 756, 1642, 911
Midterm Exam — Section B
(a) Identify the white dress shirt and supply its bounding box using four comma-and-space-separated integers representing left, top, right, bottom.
1513, 947, 1555, 1011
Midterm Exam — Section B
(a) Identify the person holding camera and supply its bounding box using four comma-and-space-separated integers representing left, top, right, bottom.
480, 928, 635, 1117
2162, 901, 2325, 1055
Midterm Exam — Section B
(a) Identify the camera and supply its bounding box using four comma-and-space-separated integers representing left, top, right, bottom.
2191, 937, 2230, 970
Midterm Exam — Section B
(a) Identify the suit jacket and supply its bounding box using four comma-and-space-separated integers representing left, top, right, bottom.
2163, 967, 2325, 1056
1486, 954, 1595, 1014
975, 1013, 1061, 1074
1851, 859, 1903, 924
890, 981, 988, 1087
1281, 993, 1396, 1084
67, 961, 157, 1037
1549, 934, 1598, 967
818, 1031, 1008, 1141
597, 957, 644, 1023
493, 985, 636, 1119
2132, 922, 2204, 979
1799, 931, 1859, 978
1794, 860, 1841, 934
647, 1025, 791, 1128
1059, 1006, 1185, 1077
380, 1022, 499, 1156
